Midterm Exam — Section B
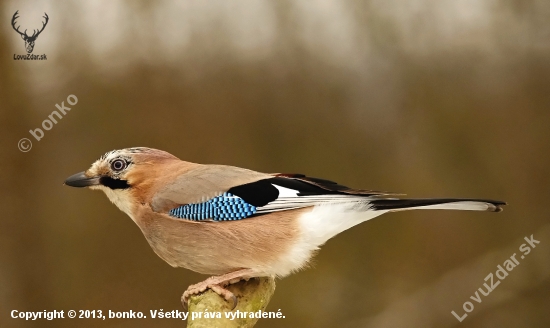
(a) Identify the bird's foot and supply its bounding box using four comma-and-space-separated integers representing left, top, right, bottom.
181, 269, 254, 311
182, 283, 237, 310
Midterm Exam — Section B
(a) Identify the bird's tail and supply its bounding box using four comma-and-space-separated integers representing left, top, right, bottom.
369, 198, 506, 212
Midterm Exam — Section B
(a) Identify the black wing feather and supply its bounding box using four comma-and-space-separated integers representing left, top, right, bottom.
228, 173, 391, 207
274, 173, 392, 196
227, 179, 279, 207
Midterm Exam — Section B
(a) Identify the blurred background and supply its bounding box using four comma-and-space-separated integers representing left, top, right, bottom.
1, 0, 549, 327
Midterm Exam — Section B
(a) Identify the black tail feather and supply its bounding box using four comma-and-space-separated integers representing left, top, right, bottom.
370, 198, 507, 212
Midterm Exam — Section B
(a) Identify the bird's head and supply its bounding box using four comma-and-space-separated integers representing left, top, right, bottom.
64, 147, 180, 217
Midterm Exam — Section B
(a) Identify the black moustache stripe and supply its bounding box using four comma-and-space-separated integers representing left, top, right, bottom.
99, 177, 130, 190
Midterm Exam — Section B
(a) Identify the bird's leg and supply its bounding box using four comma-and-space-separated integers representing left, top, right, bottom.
181, 268, 255, 310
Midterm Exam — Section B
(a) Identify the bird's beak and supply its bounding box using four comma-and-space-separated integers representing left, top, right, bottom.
64, 171, 101, 187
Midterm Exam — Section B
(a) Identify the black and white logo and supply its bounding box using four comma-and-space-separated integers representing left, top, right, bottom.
11, 10, 48, 60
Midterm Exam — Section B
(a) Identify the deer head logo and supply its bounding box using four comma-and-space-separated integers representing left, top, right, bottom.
11, 11, 49, 54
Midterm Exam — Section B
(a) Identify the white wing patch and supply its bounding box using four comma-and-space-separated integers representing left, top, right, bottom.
273, 184, 299, 197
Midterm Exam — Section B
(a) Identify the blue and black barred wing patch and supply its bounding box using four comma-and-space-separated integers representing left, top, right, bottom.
168, 192, 258, 221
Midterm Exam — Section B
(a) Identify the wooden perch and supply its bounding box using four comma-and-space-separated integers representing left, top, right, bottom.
187, 277, 276, 328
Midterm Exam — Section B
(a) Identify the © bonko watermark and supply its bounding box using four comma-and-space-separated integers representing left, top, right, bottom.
18, 94, 78, 152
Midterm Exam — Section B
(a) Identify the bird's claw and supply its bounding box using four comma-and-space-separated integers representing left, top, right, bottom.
181, 294, 189, 311
181, 283, 239, 311
229, 294, 238, 310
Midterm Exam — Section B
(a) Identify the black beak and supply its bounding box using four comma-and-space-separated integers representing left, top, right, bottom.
64, 171, 101, 187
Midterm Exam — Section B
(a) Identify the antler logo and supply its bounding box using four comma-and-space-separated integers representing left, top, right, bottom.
11, 10, 49, 54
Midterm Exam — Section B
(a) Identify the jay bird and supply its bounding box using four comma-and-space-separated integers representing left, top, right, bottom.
64, 147, 505, 308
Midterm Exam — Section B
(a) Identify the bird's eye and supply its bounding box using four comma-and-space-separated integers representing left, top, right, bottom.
111, 159, 127, 172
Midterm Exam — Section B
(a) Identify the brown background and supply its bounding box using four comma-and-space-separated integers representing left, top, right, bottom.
1, 1, 549, 327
